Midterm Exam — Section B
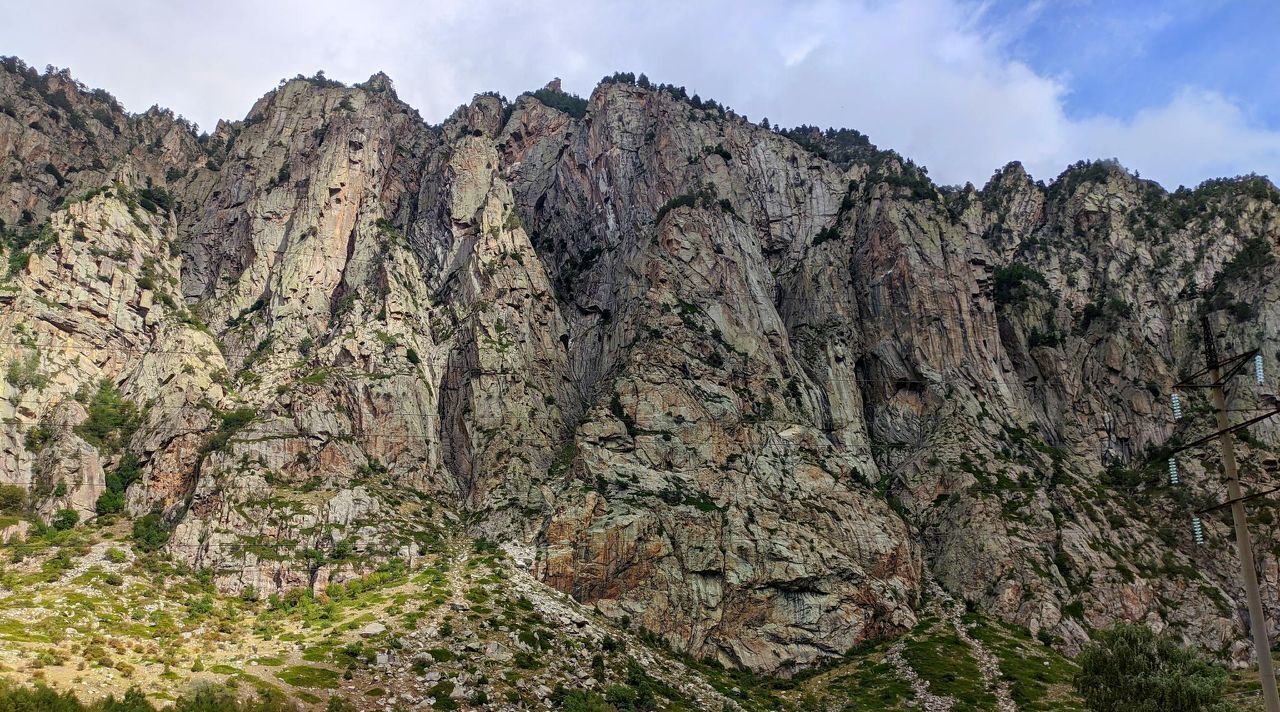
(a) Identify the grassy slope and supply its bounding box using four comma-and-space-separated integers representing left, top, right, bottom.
629, 609, 1088, 711
0, 516, 1096, 711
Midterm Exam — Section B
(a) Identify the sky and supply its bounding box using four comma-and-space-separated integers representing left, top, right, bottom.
1, 0, 1277, 189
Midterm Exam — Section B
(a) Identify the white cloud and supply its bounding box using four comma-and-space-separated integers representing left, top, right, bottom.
1059, 88, 1280, 189
0, 0, 1275, 189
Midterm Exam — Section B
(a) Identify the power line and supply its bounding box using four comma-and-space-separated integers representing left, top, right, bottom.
1164, 315, 1279, 712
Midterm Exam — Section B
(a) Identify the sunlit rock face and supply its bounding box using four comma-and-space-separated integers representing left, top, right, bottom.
3, 62, 1277, 672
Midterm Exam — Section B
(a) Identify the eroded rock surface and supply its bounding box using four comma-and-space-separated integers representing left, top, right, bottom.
3, 61, 1278, 673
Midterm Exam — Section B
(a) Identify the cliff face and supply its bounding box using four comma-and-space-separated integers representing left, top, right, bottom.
3, 60, 1278, 674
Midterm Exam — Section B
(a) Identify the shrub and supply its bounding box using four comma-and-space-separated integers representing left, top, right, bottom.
703, 144, 732, 161
427, 647, 455, 662
779, 125, 877, 167
0, 484, 27, 512
1226, 300, 1256, 322
812, 226, 840, 246
1074, 623, 1233, 711
51, 508, 79, 530
200, 407, 256, 455
96, 489, 125, 515
74, 380, 142, 453
557, 689, 616, 711
609, 393, 638, 437
652, 184, 735, 225
1079, 294, 1134, 331
529, 87, 588, 119
5, 247, 30, 277
549, 440, 577, 477
993, 263, 1049, 306
5, 351, 49, 392
105, 452, 142, 496
2, 219, 56, 269
132, 511, 172, 551
43, 162, 66, 187
137, 186, 173, 214
654, 193, 698, 225
0, 681, 154, 711
867, 151, 936, 200
1028, 325, 1061, 348
327, 697, 357, 712
23, 418, 54, 452
1216, 237, 1274, 286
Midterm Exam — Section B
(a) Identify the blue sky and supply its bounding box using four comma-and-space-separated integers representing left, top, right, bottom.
1, 0, 1277, 189
989, 0, 1280, 125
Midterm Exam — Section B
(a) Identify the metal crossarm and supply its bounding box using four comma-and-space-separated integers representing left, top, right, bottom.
1176, 348, 1259, 388
1166, 406, 1280, 456
1195, 486, 1280, 515
1162, 315, 1279, 712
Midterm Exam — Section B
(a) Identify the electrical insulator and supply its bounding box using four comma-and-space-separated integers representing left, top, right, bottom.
1171, 393, 1183, 420
1256, 354, 1265, 385
1167, 457, 1179, 485
1191, 516, 1205, 545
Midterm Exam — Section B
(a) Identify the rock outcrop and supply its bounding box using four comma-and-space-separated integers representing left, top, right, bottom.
3, 59, 1278, 674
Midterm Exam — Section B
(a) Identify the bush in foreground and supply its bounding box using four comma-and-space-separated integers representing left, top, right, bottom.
1074, 623, 1237, 712
0, 680, 299, 711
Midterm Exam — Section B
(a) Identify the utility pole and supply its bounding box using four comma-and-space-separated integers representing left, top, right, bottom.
1169, 315, 1279, 712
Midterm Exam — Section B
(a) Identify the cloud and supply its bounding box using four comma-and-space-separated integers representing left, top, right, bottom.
0, 0, 1275, 189
1060, 88, 1280, 189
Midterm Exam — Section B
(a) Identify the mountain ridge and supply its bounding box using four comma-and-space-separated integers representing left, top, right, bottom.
2, 53, 1278, 693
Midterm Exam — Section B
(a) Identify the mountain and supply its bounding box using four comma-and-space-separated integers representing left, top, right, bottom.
1, 57, 1276, 708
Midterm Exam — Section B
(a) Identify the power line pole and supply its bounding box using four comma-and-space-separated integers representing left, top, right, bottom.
1170, 315, 1278, 712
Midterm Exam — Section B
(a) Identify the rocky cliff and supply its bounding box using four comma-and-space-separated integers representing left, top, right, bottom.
3, 58, 1278, 676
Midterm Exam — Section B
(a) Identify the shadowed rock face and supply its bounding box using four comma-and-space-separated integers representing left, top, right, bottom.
2, 61, 1278, 673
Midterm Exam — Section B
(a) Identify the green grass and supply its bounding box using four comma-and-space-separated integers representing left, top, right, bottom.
900, 621, 996, 712
776, 614, 1085, 712
427, 647, 456, 662
0, 618, 52, 643
275, 665, 340, 689
813, 657, 913, 711
301, 643, 334, 662
1225, 668, 1265, 710
965, 615, 1085, 711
